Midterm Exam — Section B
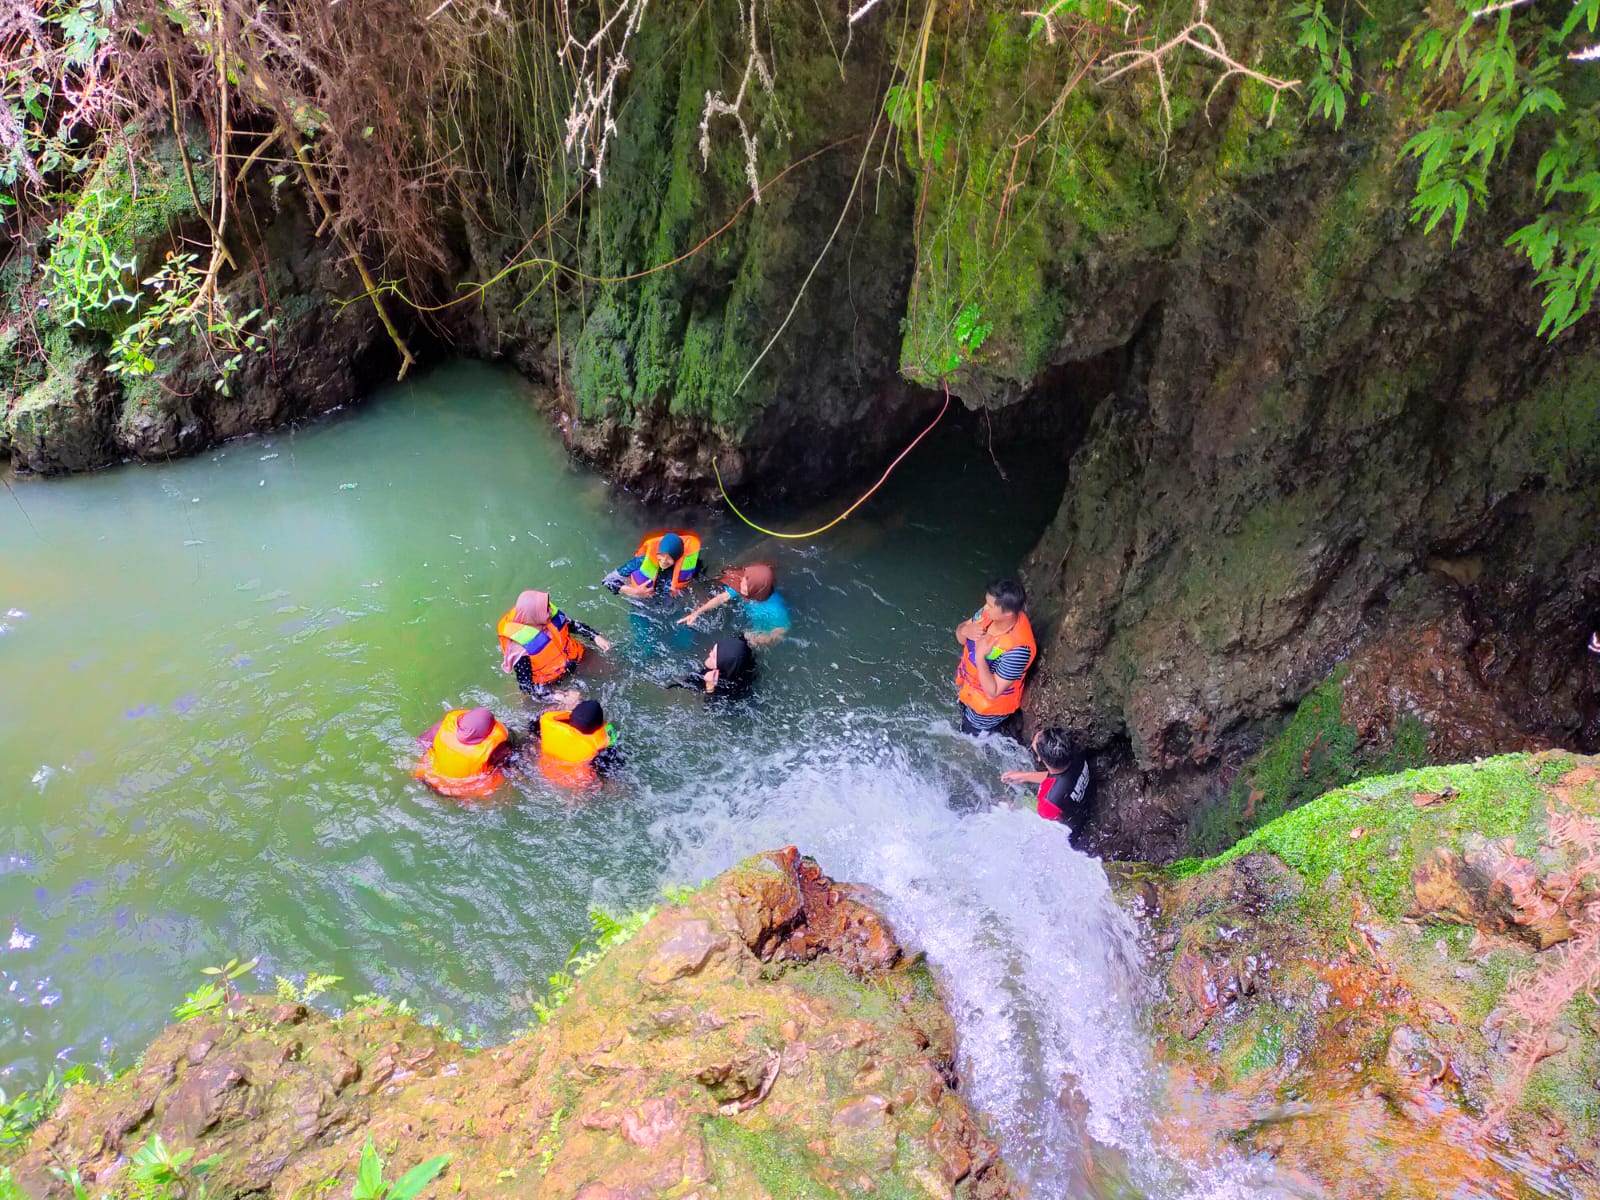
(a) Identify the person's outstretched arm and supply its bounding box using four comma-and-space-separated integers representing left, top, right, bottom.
568, 617, 612, 652
678, 590, 731, 626
746, 625, 788, 647
999, 769, 1047, 784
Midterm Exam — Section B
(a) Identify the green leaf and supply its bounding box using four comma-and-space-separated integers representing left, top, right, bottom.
353, 1137, 385, 1200
387, 1154, 452, 1200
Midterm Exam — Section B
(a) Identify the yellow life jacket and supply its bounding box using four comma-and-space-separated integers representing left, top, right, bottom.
415, 709, 508, 797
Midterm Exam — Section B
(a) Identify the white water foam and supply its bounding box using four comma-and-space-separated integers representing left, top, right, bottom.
650, 730, 1303, 1200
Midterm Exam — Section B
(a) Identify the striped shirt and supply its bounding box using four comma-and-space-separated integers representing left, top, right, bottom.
960, 645, 1033, 730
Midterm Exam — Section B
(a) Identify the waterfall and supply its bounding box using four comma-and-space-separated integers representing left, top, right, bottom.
651, 726, 1303, 1199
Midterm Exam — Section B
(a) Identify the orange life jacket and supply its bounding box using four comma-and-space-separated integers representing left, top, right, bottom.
497, 606, 585, 684
414, 709, 508, 798
955, 611, 1037, 718
537, 710, 613, 789
631, 530, 702, 594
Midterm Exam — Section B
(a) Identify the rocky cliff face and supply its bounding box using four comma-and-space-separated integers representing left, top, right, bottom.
1125, 750, 1600, 1199
2, 1, 933, 500
5, 850, 1010, 1200
871, 5, 1600, 856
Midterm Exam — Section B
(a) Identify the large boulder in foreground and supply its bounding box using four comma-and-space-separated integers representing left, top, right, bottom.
1132, 751, 1600, 1200
7, 849, 1010, 1199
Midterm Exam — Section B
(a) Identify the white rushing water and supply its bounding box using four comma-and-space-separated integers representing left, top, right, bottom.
652, 720, 1304, 1200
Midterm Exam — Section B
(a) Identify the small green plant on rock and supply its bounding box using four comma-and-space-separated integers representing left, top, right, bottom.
172, 982, 225, 1022
173, 955, 258, 1020
275, 972, 344, 1004
0, 1064, 92, 1147
531, 906, 655, 1023
48, 1134, 220, 1199
344, 993, 413, 1020
351, 1137, 451, 1200
202, 956, 258, 1002
106, 252, 273, 398
128, 1134, 222, 1199
40, 190, 139, 328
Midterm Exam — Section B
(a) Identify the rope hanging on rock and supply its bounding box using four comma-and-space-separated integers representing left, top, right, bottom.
714, 381, 952, 540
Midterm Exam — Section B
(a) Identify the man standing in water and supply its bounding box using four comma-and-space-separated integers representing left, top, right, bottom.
954, 578, 1036, 738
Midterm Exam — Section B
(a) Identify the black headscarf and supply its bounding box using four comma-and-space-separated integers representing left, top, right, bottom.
569, 699, 606, 734
712, 635, 752, 683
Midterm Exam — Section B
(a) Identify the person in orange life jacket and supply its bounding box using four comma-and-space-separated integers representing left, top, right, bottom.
498, 589, 612, 698
1000, 727, 1092, 837
603, 531, 701, 599
665, 634, 756, 699
954, 577, 1036, 738
533, 699, 621, 781
414, 706, 514, 797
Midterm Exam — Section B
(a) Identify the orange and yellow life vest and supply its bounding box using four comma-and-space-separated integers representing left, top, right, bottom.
955, 612, 1037, 718
497, 606, 585, 684
629, 530, 702, 594
415, 709, 509, 798
537, 709, 613, 789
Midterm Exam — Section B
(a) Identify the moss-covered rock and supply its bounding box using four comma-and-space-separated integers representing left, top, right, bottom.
1134, 751, 1600, 1199
3, 369, 112, 474
7, 849, 1011, 1199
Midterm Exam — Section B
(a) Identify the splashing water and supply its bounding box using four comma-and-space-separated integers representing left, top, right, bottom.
653, 721, 1299, 1199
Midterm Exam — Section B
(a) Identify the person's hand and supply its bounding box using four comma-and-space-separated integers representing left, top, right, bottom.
594, 635, 613, 652
703, 669, 719, 694
1589, 631, 1600, 655
955, 618, 980, 642
1000, 770, 1028, 784
676, 613, 698, 627
972, 632, 997, 659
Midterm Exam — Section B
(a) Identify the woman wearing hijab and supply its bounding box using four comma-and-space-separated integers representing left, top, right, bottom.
414, 706, 513, 798
603, 530, 702, 599
497, 590, 612, 697
667, 634, 757, 699
677, 562, 789, 646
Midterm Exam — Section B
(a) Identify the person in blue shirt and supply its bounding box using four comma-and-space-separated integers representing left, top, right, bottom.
677, 562, 789, 646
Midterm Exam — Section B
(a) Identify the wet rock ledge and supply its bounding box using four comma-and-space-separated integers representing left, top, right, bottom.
1130, 750, 1600, 1200
7, 849, 1010, 1200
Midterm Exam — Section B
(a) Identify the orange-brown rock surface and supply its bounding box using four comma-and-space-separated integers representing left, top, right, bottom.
1133, 751, 1600, 1200
8, 849, 1011, 1199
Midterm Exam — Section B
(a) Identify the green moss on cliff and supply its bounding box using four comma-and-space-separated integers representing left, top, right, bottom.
1177, 753, 1555, 918
1188, 668, 1430, 856
1147, 753, 1600, 1196
894, 9, 1178, 387
1494, 355, 1600, 491
569, 0, 898, 439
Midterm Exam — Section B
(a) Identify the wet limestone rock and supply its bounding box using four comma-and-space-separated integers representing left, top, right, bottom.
8, 849, 1010, 1200
1131, 751, 1600, 1200
4, 370, 112, 474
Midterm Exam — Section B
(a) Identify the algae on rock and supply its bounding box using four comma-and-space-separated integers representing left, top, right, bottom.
6, 849, 1012, 1199
1132, 750, 1600, 1200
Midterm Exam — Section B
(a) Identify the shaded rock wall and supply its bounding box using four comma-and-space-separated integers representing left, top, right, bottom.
894, 9, 1600, 856
4, 1, 931, 500
7, 849, 1010, 1200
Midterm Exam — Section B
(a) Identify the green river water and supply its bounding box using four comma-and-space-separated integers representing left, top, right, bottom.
1, 363, 1307, 1199
0, 361, 1066, 1082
